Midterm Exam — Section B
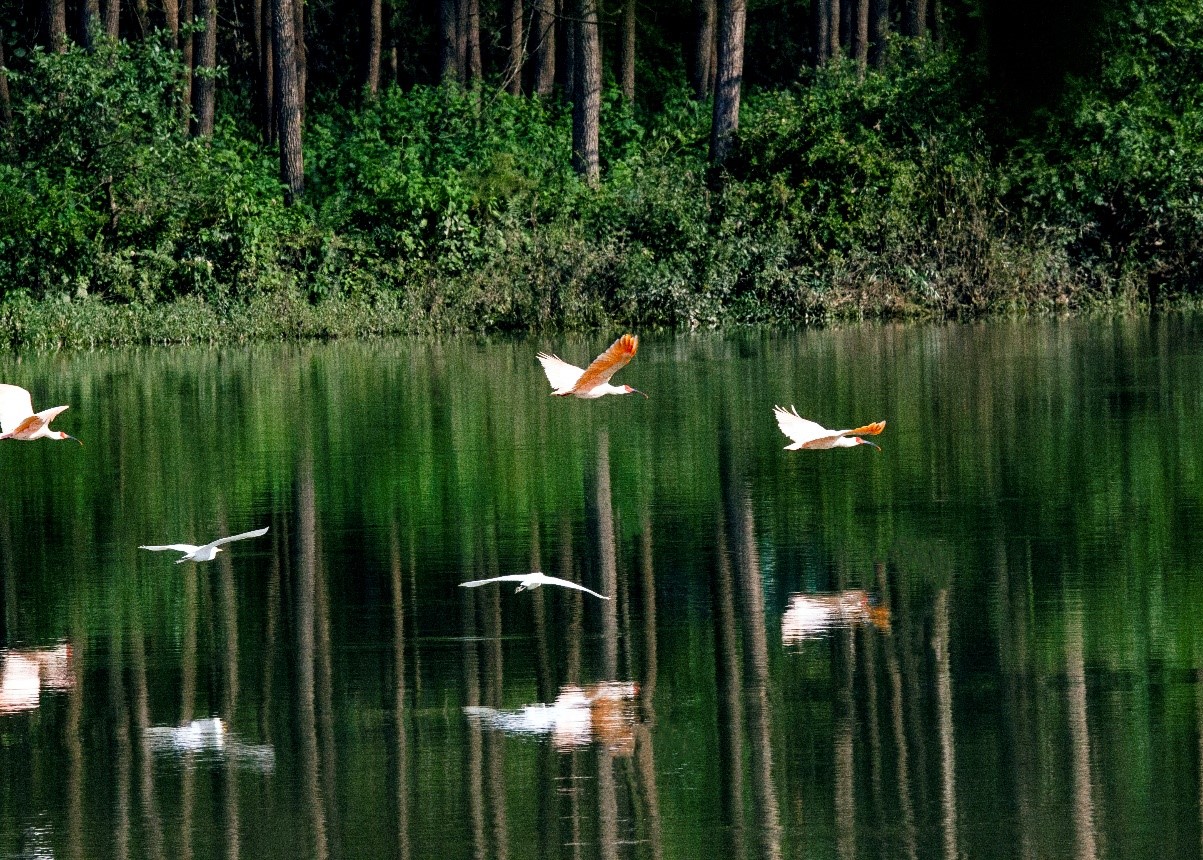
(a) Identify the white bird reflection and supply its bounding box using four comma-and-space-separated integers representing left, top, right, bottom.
464, 681, 640, 754
781, 589, 892, 643
143, 717, 276, 772
0, 643, 74, 716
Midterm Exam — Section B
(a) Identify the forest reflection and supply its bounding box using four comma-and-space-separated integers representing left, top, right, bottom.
2, 322, 1203, 859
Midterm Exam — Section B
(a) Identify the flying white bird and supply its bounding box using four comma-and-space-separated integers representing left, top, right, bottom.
458, 570, 612, 600
139, 527, 270, 563
0, 384, 81, 444
773, 405, 886, 451
537, 333, 647, 399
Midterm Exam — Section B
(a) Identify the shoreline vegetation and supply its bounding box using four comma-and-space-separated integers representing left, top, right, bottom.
1, 2, 1201, 349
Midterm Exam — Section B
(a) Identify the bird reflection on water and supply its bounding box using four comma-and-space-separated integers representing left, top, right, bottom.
464, 681, 640, 754
144, 717, 276, 772
781, 589, 892, 644
0, 643, 73, 716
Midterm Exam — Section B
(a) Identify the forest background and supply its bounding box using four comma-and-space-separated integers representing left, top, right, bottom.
0, 0, 1199, 347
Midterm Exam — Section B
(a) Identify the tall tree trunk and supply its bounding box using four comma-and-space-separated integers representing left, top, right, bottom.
827, 0, 840, 59
868, 0, 888, 68
709, 0, 745, 167
561, 6, 575, 97
180, 0, 193, 130
47, 0, 67, 51
162, 0, 178, 38
692, 0, 716, 98
439, 0, 458, 83
257, 0, 276, 143
293, 0, 307, 119
531, 0, 556, 96
850, 0, 869, 75
904, 0, 927, 37
273, 0, 304, 202
0, 35, 11, 127
455, 0, 467, 80
366, 0, 382, 96
104, 0, 119, 39
620, 0, 634, 102
571, 0, 600, 185
466, 0, 481, 85
82, 0, 101, 48
505, 0, 523, 95
191, 0, 216, 137
810, 0, 828, 65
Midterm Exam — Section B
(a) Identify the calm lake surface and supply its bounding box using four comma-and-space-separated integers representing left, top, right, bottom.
2, 317, 1203, 860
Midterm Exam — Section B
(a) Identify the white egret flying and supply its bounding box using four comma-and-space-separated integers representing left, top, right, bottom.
458, 571, 611, 600
140, 527, 270, 563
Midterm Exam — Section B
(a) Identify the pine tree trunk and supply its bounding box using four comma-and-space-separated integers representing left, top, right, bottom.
180, 0, 193, 129
571, 0, 600, 185
293, 0, 307, 118
709, 0, 745, 167
439, 0, 458, 83
366, 0, 382, 96
620, 0, 634, 102
532, 0, 556, 96
827, 0, 840, 59
82, 0, 100, 48
868, 0, 888, 68
273, 0, 304, 202
191, 0, 216, 137
255, 0, 276, 143
104, 0, 119, 38
466, 0, 481, 85
850, 0, 869, 75
811, 0, 828, 65
505, 0, 523, 95
904, 0, 927, 37
561, 5, 575, 97
47, 0, 67, 51
0, 35, 11, 127
162, 0, 178, 38
692, 0, 716, 98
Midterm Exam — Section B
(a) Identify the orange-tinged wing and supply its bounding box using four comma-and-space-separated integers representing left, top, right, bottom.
571, 334, 638, 394
9, 414, 47, 437
846, 420, 886, 437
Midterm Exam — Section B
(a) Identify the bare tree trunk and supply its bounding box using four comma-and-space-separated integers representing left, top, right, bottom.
162, 0, 178, 38
0, 35, 11, 127
561, 6, 575, 97
850, 0, 869, 75
466, 0, 481, 85
82, 0, 101, 48
455, 0, 467, 80
904, 0, 927, 37
531, 0, 556, 96
47, 0, 67, 50
258, 0, 276, 143
709, 0, 745, 167
104, 0, 119, 39
692, 0, 716, 98
827, 0, 840, 59
868, 0, 888, 68
505, 0, 523, 95
620, 0, 634, 102
191, 0, 216, 137
571, 0, 600, 185
180, 0, 193, 130
811, 0, 828, 65
293, 0, 307, 119
440, 0, 458, 83
366, 0, 382, 96
273, 0, 304, 202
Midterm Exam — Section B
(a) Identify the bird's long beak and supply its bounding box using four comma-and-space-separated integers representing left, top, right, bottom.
632, 387, 648, 399
864, 440, 881, 452
67, 435, 83, 446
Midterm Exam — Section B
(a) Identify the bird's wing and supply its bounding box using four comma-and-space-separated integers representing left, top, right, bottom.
843, 420, 886, 437
206, 527, 270, 549
34, 405, 70, 424
571, 334, 638, 394
140, 544, 201, 554
536, 353, 584, 392
459, 574, 530, 588
540, 575, 612, 600
773, 405, 829, 446
0, 384, 34, 434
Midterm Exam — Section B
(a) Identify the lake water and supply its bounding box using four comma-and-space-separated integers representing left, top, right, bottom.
2, 317, 1203, 860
